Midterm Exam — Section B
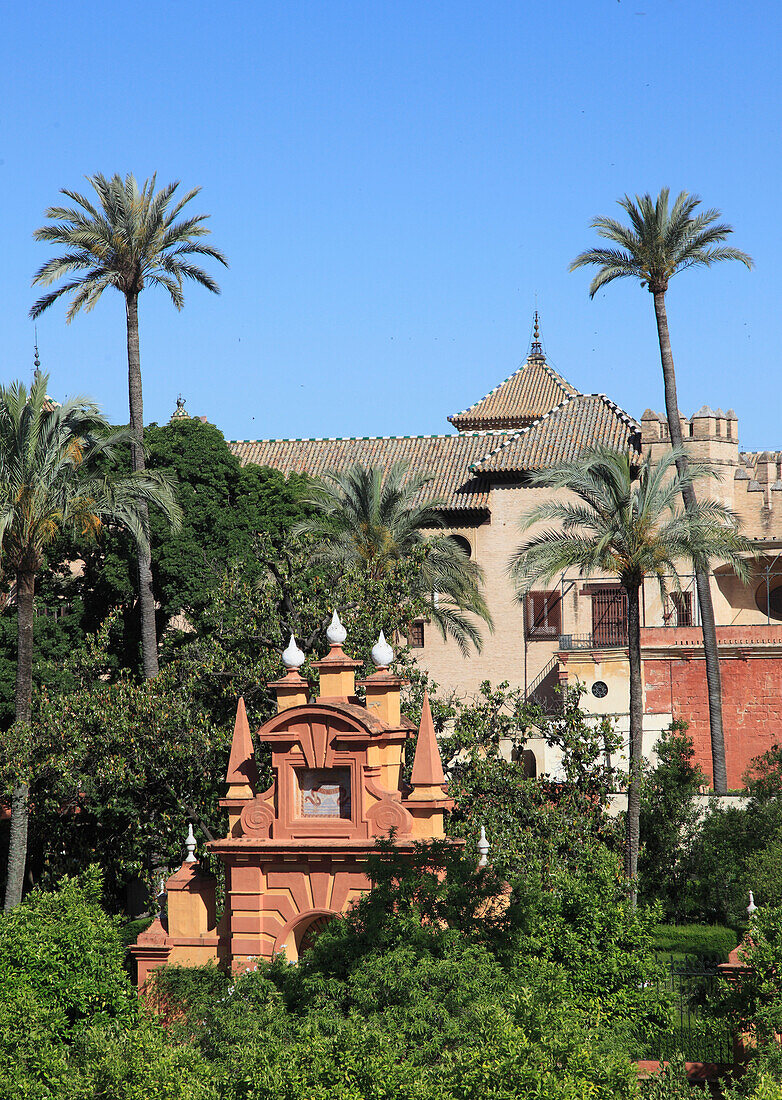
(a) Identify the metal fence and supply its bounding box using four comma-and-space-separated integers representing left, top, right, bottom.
637, 954, 734, 1065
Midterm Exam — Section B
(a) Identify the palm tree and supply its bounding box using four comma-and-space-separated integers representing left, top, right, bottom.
30, 173, 227, 679
294, 462, 493, 654
509, 446, 752, 904
570, 189, 753, 793
0, 372, 181, 909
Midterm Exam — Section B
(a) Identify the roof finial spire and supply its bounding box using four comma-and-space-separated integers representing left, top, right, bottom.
530, 310, 543, 358
33, 326, 41, 381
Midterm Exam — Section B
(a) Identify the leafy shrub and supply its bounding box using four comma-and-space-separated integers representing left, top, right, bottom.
0, 868, 213, 1100
639, 723, 704, 918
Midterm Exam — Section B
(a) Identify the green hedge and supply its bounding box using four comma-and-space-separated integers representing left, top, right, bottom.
651, 923, 737, 962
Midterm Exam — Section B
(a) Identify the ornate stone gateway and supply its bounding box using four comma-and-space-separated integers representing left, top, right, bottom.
131, 617, 452, 985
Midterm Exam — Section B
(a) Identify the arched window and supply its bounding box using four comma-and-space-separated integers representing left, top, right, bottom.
448, 534, 472, 559
521, 749, 537, 778
755, 582, 782, 621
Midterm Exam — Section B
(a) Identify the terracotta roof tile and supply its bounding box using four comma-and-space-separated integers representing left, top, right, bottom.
448, 352, 579, 431
469, 394, 640, 474
229, 433, 505, 511
229, 384, 640, 511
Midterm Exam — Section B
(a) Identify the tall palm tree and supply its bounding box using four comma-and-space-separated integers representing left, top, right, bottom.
509, 446, 752, 904
570, 189, 753, 793
0, 373, 181, 909
294, 462, 493, 654
30, 173, 227, 678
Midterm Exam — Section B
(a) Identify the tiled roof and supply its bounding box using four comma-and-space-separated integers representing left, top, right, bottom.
448, 352, 579, 431
469, 395, 641, 474
229, 393, 640, 511
229, 433, 509, 511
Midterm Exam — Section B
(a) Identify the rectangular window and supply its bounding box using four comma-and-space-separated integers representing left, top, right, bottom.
525, 591, 562, 639
409, 621, 425, 648
670, 591, 693, 627
590, 587, 628, 647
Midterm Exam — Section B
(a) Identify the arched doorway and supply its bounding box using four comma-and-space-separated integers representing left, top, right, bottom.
295, 912, 336, 956
521, 749, 537, 778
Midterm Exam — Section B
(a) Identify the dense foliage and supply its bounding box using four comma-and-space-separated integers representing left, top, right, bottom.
442, 681, 621, 877
638, 722, 705, 918
0, 868, 210, 1100
150, 841, 661, 1100
0, 416, 310, 722
681, 742, 782, 926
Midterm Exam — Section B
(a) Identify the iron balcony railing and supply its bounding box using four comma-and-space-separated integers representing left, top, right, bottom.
558, 629, 628, 651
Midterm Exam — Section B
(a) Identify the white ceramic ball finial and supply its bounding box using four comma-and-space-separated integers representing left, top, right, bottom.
282, 633, 306, 670
371, 630, 394, 669
477, 824, 490, 868
185, 822, 197, 863
326, 610, 347, 646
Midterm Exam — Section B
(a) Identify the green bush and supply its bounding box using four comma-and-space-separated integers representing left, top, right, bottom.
639, 723, 704, 919
0, 868, 213, 1100
148, 839, 671, 1098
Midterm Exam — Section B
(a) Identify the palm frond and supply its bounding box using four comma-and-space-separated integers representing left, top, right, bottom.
31, 172, 226, 317
573, 188, 752, 294
510, 445, 754, 606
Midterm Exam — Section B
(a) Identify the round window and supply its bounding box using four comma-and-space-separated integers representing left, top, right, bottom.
591, 681, 608, 699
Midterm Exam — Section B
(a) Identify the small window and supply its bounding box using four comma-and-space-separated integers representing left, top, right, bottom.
525, 591, 562, 639
409, 621, 425, 648
670, 591, 693, 627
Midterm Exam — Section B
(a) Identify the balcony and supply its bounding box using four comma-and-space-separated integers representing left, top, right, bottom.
558, 627, 628, 651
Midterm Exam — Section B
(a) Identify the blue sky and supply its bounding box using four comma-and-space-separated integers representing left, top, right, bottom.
1, 1, 779, 449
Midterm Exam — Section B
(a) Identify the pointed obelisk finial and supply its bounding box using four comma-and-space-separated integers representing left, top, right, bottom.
410, 691, 446, 791
747, 889, 758, 916
225, 696, 258, 795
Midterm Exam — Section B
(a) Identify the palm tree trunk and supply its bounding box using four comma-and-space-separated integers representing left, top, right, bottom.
652, 290, 728, 794
625, 582, 643, 910
4, 570, 35, 910
126, 292, 158, 679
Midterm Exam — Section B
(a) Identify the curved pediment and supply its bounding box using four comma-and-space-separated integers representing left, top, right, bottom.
258, 702, 386, 770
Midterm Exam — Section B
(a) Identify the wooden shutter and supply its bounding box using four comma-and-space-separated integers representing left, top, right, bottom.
525, 591, 562, 639
590, 587, 628, 646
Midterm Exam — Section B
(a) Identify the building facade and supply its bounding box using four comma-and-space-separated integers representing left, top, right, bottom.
226, 323, 782, 788
131, 620, 453, 984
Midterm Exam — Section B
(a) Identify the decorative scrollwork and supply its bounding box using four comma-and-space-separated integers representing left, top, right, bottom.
366, 797, 412, 837
240, 797, 275, 837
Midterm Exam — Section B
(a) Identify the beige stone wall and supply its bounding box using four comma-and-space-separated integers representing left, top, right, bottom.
417, 407, 782, 704
420, 482, 612, 699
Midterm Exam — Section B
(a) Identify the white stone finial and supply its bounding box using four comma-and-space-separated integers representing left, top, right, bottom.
282, 633, 305, 670
748, 890, 758, 916
371, 630, 394, 669
326, 610, 347, 646
477, 824, 489, 868
185, 822, 197, 863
